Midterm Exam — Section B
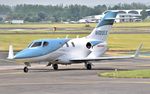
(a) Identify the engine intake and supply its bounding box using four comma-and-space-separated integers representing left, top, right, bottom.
86, 41, 101, 49
86, 42, 92, 49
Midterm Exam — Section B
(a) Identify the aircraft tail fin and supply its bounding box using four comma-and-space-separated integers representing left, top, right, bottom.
7, 44, 14, 59
87, 11, 118, 41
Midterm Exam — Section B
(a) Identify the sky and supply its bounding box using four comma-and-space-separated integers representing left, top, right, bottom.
0, 0, 150, 6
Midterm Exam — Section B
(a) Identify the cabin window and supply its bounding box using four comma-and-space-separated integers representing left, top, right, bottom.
65, 42, 69, 47
71, 42, 75, 47
31, 42, 42, 48
43, 41, 49, 47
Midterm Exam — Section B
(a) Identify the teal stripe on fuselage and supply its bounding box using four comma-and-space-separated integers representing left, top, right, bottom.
96, 11, 118, 27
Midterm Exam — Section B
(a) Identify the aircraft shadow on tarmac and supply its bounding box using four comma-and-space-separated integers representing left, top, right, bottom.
15, 67, 129, 73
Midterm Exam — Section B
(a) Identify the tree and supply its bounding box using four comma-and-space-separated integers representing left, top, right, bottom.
0, 5, 12, 14
0, 3, 150, 22
94, 5, 107, 15
0, 17, 3, 21
140, 10, 149, 20
37, 12, 48, 21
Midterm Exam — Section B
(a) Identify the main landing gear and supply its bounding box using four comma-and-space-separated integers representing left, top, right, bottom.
47, 62, 58, 70
85, 63, 92, 70
24, 66, 29, 73
52, 64, 58, 70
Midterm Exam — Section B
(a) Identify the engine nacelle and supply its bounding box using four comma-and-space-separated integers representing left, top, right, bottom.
87, 42, 107, 58
86, 42, 92, 49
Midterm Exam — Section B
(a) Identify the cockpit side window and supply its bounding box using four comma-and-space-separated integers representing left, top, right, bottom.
43, 41, 49, 47
28, 42, 33, 48
31, 42, 42, 48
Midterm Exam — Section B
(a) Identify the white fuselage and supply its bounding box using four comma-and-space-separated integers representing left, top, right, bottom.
15, 37, 107, 64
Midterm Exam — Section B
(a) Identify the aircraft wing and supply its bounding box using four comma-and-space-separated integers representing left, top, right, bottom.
71, 44, 143, 62
71, 55, 134, 61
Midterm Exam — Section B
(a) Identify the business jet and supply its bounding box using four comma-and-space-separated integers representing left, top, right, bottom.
1, 11, 142, 73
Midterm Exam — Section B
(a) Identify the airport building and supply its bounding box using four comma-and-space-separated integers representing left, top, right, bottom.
11, 20, 24, 24
78, 15, 103, 23
79, 9, 150, 23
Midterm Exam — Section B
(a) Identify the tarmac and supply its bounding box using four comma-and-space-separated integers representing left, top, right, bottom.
0, 52, 150, 94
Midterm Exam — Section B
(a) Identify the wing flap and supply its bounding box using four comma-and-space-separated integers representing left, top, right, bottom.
70, 55, 134, 61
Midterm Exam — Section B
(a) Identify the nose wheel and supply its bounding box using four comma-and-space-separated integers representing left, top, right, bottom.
23, 62, 31, 73
24, 66, 29, 73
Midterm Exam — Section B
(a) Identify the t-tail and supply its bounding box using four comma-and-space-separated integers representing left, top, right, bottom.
87, 11, 118, 42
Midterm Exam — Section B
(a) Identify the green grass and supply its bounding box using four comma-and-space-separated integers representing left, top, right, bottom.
0, 23, 95, 28
0, 22, 150, 28
0, 30, 90, 33
0, 22, 150, 51
108, 34, 150, 51
114, 22, 150, 28
0, 34, 86, 51
99, 69, 150, 78
0, 34, 149, 51
0, 22, 150, 34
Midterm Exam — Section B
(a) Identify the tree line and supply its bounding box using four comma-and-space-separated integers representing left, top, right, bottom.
0, 3, 150, 22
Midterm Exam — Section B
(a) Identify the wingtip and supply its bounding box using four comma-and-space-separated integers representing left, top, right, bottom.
134, 43, 143, 58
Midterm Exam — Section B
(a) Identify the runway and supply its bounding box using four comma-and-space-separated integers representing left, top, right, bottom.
0, 56, 150, 94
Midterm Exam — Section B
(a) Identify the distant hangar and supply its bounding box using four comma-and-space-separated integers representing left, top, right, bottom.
79, 9, 150, 23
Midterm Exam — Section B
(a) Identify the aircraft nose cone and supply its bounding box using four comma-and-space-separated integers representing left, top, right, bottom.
14, 52, 30, 59
14, 49, 42, 59
14, 53, 25, 59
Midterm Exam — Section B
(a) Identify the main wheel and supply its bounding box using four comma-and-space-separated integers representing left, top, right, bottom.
24, 67, 29, 73
52, 64, 58, 70
86, 63, 92, 70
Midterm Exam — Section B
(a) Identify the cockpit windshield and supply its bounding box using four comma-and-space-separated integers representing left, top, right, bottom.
30, 42, 42, 48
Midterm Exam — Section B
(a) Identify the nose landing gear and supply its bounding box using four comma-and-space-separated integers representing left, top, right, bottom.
23, 62, 31, 73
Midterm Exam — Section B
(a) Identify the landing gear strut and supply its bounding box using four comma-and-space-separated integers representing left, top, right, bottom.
52, 64, 58, 70
85, 63, 92, 70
